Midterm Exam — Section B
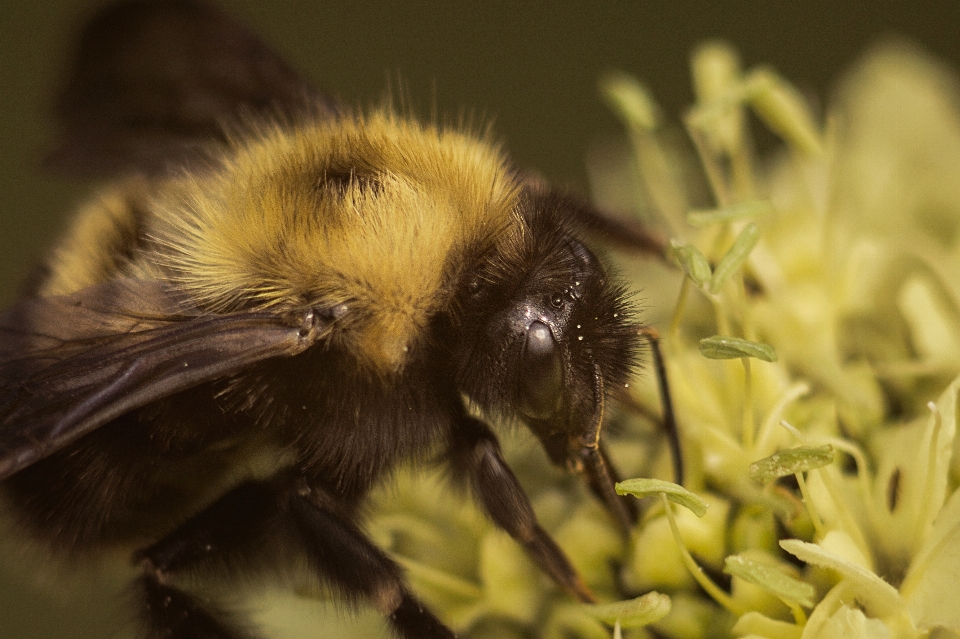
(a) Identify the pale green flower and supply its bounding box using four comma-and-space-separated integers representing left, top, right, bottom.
593, 41, 960, 638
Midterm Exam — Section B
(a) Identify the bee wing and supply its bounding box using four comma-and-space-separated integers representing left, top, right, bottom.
0, 279, 330, 480
48, 0, 339, 177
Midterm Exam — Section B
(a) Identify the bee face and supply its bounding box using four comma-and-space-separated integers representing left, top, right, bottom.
452, 196, 639, 464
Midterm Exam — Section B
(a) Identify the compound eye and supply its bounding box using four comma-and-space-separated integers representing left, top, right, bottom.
518, 321, 563, 420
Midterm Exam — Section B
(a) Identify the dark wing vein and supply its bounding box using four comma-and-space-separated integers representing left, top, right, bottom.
0, 281, 329, 479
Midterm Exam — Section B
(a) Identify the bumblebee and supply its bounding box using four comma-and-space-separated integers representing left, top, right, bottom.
0, 1, 678, 637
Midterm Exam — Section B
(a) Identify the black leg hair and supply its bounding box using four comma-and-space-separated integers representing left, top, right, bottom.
137, 481, 284, 574
288, 485, 456, 639
135, 481, 287, 639
137, 574, 258, 639
133, 478, 457, 639
448, 415, 595, 603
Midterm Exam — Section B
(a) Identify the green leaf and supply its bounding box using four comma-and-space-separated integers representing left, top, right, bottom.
724, 554, 816, 607
670, 241, 712, 285
698, 335, 777, 362
749, 445, 835, 485
687, 200, 774, 228
584, 592, 672, 629
709, 222, 760, 293
615, 478, 708, 517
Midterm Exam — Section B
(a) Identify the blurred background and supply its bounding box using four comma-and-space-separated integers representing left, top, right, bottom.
4, 1, 960, 307
2, 1, 960, 637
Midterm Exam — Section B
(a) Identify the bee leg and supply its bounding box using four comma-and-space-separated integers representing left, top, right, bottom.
136, 573, 257, 639
134, 480, 285, 639
448, 415, 596, 603
132, 478, 455, 638
289, 484, 457, 639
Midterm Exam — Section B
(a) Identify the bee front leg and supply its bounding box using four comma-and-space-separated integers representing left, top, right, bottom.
448, 415, 595, 603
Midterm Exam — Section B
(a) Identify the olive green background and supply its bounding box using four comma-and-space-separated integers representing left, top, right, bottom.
4, 1, 960, 308
2, 1, 960, 638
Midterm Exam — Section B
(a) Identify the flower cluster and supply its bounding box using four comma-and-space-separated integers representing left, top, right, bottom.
285, 41, 960, 639
591, 40, 960, 638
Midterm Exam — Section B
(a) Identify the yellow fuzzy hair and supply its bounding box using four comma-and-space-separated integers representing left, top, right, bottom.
38, 178, 153, 297
89, 111, 522, 372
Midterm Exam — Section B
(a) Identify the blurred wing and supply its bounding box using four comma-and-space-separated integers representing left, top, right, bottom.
48, 0, 339, 176
0, 280, 331, 479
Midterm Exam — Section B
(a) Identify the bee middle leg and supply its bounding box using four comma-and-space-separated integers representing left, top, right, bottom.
133, 477, 456, 639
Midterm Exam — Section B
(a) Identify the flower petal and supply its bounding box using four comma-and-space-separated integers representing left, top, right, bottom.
901, 486, 960, 632
732, 611, 802, 639
584, 592, 672, 629
780, 539, 903, 616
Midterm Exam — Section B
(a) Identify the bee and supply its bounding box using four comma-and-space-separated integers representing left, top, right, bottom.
0, 1, 680, 637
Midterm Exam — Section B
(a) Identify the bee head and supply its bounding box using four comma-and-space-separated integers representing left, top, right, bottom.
453, 192, 641, 480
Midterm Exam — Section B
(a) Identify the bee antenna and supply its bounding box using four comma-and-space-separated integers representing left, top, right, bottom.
641, 327, 684, 486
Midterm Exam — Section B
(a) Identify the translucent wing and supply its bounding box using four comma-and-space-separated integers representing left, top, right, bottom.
0, 280, 331, 479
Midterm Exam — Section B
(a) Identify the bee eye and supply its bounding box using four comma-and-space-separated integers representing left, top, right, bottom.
549, 292, 565, 309
518, 321, 562, 419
